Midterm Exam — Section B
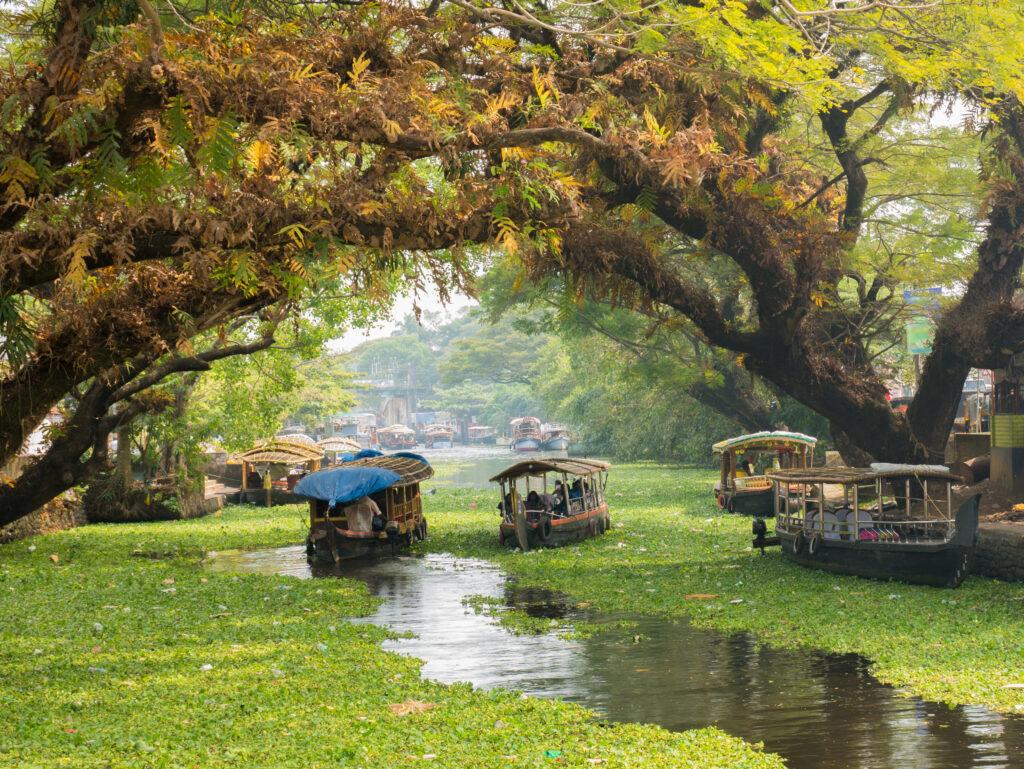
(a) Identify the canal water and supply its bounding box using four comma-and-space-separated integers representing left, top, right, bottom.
205, 547, 1024, 769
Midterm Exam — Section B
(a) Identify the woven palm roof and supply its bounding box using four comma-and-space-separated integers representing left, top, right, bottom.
490, 457, 611, 482
768, 465, 958, 484
712, 431, 818, 454
318, 436, 362, 452
342, 454, 434, 484
239, 439, 324, 465
379, 424, 415, 434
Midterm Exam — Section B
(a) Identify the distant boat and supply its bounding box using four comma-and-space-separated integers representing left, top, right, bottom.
541, 424, 571, 451
510, 416, 542, 452
468, 425, 497, 445
377, 424, 417, 450
424, 424, 454, 449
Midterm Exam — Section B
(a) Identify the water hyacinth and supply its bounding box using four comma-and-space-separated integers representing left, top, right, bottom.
1, 498, 781, 769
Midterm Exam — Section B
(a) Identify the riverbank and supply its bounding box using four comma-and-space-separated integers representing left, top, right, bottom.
0, 504, 782, 769
424, 463, 1024, 714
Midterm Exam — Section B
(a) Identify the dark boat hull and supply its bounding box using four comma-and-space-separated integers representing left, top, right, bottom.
500, 504, 610, 549
776, 531, 973, 588
716, 487, 774, 516
307, 531, 412, 563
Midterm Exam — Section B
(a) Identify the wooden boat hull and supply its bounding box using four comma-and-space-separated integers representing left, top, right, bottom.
500, 504, 610, 549
543, 436, 571, 451
776, 531, 973, 587
511, 437, 541, 452
307, 532, 411, 563
715, 486, 774, 516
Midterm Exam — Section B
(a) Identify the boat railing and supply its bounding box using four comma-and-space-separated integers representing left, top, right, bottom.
774, 475, 956, 545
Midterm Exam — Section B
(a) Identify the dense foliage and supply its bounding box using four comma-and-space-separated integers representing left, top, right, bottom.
6, 0, 1024, 522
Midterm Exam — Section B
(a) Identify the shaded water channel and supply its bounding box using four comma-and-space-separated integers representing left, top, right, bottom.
205, 547, 1024, 769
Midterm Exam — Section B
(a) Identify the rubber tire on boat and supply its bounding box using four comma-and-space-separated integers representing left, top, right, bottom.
793, 530, 807, 555
414, 517, 428, 541
537, 514, 553, 543
807, 534, 821, 556
595, 516, 605, 536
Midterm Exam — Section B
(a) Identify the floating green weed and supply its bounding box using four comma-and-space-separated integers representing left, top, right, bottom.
1, 502, 782, 769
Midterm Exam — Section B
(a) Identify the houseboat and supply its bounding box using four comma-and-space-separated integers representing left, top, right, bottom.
424, 424, 455, 449
377, 424, 417, 450
468, 425, 497, 445
493, 458, 611, 550
765, 464, 980, 587
713, 431, 817, 515
509, 416, 543, 452
541, 424, 571, 451
297, 452, 432, 563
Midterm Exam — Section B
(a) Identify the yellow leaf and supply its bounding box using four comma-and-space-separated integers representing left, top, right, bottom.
348, 52, 370, 84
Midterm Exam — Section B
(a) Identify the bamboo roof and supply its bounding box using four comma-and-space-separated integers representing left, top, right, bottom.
318, 436, 362, 452
490, 457, 611, 482
342, 454, 434, 484
379, 424, 415, 435
239, 438, 324, 465
712, 431, 818, 454
768, 465, 958, 484
277, 433, 316, 446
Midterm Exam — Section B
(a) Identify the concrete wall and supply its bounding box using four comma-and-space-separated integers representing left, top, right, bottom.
975, 523, 1024, 582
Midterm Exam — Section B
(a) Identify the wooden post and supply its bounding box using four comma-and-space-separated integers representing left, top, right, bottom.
241, 462, 248, 492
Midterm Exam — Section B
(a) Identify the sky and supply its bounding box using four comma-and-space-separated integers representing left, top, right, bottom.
329, 285, 477, 353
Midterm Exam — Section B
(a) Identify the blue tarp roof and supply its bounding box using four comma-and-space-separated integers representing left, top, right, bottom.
294, 466, 401, 507
390, 451, 429, 465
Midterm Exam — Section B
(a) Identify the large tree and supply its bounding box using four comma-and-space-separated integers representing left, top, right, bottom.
4, 0, 1024, 524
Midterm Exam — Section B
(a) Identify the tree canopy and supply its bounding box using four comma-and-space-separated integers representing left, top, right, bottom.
5, 0, 1024, 521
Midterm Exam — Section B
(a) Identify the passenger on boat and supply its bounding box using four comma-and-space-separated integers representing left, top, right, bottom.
737, 454, 755, 477
552, 481, 568, 515
498, 492, 523, 517
343, 495, 382, 533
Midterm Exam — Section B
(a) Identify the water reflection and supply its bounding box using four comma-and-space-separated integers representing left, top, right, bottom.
204, 548, 1024, 769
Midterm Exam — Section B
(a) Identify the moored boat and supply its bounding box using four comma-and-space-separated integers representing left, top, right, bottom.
377, 424, 417, 450
764, 464, 980, 587
509, 416, 542, 452
541, 424, 571, 451
297, 452, 432, 563
424, 424, 454, 449
712, 431, 817, 515
493, 458, 611, 550
468, 425, 497, 445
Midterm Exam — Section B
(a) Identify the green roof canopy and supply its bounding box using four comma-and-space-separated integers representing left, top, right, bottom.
712, 431, 818, 454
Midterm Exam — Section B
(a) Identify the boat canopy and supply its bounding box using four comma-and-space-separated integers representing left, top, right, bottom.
295, 453, 434, 506
238, 438, 324, 465
712, 430, 818, 455
379, 424, 415, 434
318, 436, 361, 453
490, 458, 611, 483
768, 465, 958, 484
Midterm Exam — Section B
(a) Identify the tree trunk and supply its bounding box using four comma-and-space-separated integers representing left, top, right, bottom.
116, 426, 132, 485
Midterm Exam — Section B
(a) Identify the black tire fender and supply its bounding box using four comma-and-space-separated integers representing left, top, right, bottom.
793, 530, 807, 555
538, 514, 553, 542
807, 534, 821, 556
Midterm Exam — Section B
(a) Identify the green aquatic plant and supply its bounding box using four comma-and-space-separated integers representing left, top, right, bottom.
0, 503, 782, 769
